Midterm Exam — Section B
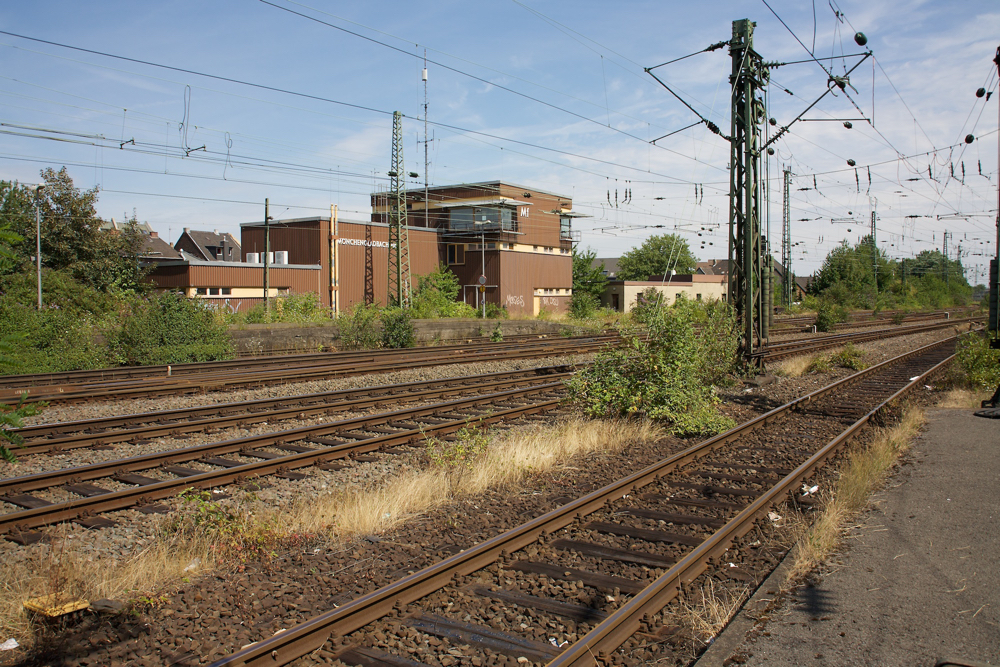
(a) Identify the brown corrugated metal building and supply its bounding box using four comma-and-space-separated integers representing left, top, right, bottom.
370, 181, 578, 315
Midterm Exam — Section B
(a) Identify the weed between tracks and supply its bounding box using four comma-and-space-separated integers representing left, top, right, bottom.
785, 406, 925, 583
288, 417, 664, 538
0, 417, 659, 650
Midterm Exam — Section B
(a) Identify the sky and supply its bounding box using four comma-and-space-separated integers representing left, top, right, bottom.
0, 0, 998, 281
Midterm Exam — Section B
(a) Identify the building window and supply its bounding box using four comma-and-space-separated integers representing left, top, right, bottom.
448, 206, 516, 232
560, 216, 572, 240
196, 287, 207, 295
696, 293, 702, 301
447, 244, 465, 265
208, 288, 220, 296
221, 288, 232, 296
545, 247, 553, 253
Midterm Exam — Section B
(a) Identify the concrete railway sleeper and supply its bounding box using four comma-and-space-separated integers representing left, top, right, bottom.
3, 337, 612, 405
203, 338, 956, 667
10, 366, 575, 456
0, 383, 569, 542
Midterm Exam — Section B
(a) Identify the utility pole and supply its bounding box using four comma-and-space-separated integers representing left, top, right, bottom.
727, 18, 769, 361
781, 167, 791, 306
387, 111, 412, 307
33, 184, 44, 310
264, 198, 271, 315
942, 230, 949, 285
870, 202, 877, 294
991, 45, 1000, 337
422, 52, 430, 228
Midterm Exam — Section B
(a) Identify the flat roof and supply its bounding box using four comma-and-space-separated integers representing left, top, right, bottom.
394, 180, 572, 202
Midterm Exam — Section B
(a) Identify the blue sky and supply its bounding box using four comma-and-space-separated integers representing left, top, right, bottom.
0, 0, 997, 279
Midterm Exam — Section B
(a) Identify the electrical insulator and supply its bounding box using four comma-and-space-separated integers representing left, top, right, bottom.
847, 159, 856, 166
854, 32, 867, 46
965, 134, 975, 144
422, 68, 428, 82
843, 121, 853, 129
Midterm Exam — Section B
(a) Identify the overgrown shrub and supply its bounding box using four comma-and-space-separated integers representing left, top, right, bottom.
568, 300, 737, 436
891, 310, 908, 325
630, 286, 664, 325
814, 302, 848, 332
337, 303, 382, 350
107, 292, 233, 366
233, 293, 328, 325
484, 302, 507, 319
956, 332, 1000, 391
569, 291, 599, 319
829, 343, 867, 370
490, 321, 504, 342
411, 264, 476, 318
380, 307, 414, 349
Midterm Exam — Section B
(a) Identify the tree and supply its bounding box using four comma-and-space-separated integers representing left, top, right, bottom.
0, 168, 149, 292
572, 244, 607, 300
616, 233, 697, 280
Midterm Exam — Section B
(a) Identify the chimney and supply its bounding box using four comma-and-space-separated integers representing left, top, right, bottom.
150, 231, 159, 238
183, 227, 189, 234
213, 229, 219, 235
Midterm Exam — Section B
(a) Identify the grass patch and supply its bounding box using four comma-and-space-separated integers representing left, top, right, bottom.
937, 389, 987, 409
772, 354, 817, 378
786, 406, 925, 583
288, 417, 664, 538
680, 578, 752, 644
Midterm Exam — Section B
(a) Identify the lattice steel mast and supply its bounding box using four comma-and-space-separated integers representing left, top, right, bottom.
782, 166, 792, 307
727, 19, 770, 360
387, 111, 412, 307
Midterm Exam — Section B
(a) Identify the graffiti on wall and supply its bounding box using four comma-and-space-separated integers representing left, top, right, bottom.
505, 294, 525, 308
541, 297, 560, 307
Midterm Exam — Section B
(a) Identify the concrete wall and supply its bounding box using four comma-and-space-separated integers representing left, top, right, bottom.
228, 319, 588, 355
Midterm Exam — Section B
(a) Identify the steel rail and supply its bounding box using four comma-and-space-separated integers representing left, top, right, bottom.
6, 338, 609, 404
0, 335, 616, 390
551, 344, 955, 665
207, 337, 955, 667
0, 385, 568, 535
0, 381, 567, 499
758, 317, 977, 361
12, 368, 573, 455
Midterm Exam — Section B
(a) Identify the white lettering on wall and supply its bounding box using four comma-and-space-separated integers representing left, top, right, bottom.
337, 238, 390, 248
519, 206, 530, 218
541, 297, 559, 306
505, 294, 525, 307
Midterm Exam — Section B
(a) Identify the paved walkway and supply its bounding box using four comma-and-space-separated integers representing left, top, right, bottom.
698, 407, 1000, 667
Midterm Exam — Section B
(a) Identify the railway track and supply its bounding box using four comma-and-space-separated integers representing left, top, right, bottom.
11, 366, 574, 457
757, 316, 976, 361
202, 337, 956, 667
0, 371, 573, 543
0, 335, 614, 405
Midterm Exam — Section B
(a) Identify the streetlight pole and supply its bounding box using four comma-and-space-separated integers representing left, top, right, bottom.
33, 184, 44, 310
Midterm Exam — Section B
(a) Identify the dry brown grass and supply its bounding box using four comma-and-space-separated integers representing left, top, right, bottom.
937, 388, 987, 409
786, 407, 925, 583
771, 353, 818, 378
680, 578, 752, 643
289, 417, 664, 539
0, 527, 213, 649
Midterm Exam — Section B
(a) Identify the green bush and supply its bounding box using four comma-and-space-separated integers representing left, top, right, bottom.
891, 310, 908, 325
490, 321, 504, 342
630, 286, 664, 325
410, 264, 476, 318
338, 303, 382, 350
107, 291, 233, 366
956, 332, 1000, 391
568, 299, 738, 436
829, 343, 867, 370
814, 303, 848, 332
230, 293, 329, 325
380, 307, 415, 349
569, 291, 599, 319
484, 302, 507, 319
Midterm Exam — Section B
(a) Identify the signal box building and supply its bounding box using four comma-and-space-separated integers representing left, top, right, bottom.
370, 181, 579, 315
